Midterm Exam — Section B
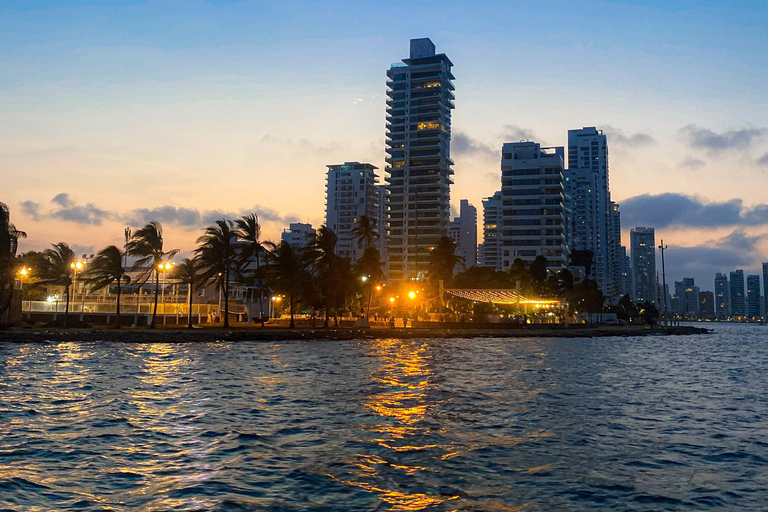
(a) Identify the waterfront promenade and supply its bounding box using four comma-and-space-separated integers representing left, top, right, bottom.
0, 323, 708, 343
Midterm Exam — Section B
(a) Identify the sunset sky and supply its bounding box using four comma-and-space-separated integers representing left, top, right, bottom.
2, 0, 767, 287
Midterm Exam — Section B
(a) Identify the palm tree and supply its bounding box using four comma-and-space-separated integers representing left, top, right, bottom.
264, 241, 307, 328
82, 246, 129, 328
35, 243, 76, 327
307, 226, 339, 327
235, 213, 266, 325
126, 222, 178, 328
195, 219, 238, 328
350, 215, 379, 250
173, 257, 203, 329
428, 236, 464, 287
0, 202, 26, 323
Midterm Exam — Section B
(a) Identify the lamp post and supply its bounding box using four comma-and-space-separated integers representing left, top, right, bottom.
658, 239, 668, 327
18, 267, 29, 292
158, 262, 173, 325
70, 261, 83, 318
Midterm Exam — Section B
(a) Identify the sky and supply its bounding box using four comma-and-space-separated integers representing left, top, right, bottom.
2, 0, 767, 288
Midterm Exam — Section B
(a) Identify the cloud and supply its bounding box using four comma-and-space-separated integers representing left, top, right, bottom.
126, 204, 299, 230
47, 193, 111, 225
259, 134, 343, 157
601, 126, 655, 147
680, 157, 706, 169
502, 125, 537, 142
20, 200, 41, 220
665, 230, 766, 286
679, 124, 764, 152
757, 152, 768, 167
19, 193, 299, 231
451, 132, 497, 160
620, 193, 768, 229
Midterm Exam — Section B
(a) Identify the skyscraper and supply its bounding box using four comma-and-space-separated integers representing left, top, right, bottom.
501, 141, 568, 270
325, 162, 381, 263
729, 270, 745, 318
630, 227, 656, 305
564, 127, 621, 302
714, 272, 729, 319
454, 199, 477, 269
385, 38, 455, 280
763, 262, 768, 315
480, 191, 503, 270
746, 275, 761, 318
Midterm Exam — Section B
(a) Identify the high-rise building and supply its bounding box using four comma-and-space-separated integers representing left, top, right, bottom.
564, 127, 621, 302
480, 191, 502, 270
763, 262, 768, 315
325, 162, 381, 263
501, 141, 568, 270
630, 227, 656, 305
729, 270, 745, 318
698, 291, 715, 319
452, 199, 477, 270
281, 223, 315, 249
746, 275, 761, 318
375, 185, 389, 262
620, 248, 632, 298
714, 272, 729, 319
385, 38, 455, 280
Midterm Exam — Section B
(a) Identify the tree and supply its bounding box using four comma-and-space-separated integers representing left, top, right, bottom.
566, 279, 605, 321
35, 243, 76, 327
173, 257, 204, 329
428, 236, 463, 287
126, 222, 179, 328
570, 250, 594, 279
617, 293, 638, 322
350, 215, 379, 250
508, 258, 530, 293
195, 219, 239, 328
453, 266, 512, 289
307, 226, 340, 328
264, 241, 308, 328
83, 246, 129, 328
529, 255, 548, 295
0, 203, 26, 323
235, 213, 266, 325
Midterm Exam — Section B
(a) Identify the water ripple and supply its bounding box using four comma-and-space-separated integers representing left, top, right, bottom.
0, 324, 766, 510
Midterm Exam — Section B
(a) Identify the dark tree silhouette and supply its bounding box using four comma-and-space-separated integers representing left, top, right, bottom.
0, 203, 26, 323
126, 222, 178, 328
350, 215, 379, 250
428, 236, 463, 287
235, 213, 266, 325
195, 219, 239, 328
35, 243, 76, 327
173, 257, 204, 329
83, 245, 129, 328
264, 240, 308, 328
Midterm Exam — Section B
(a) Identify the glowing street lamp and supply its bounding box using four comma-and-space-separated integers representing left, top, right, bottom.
158, 261, 174, 324
18, 266, 30, 292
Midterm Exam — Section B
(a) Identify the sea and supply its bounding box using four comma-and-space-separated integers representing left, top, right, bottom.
0, 323, 766, 511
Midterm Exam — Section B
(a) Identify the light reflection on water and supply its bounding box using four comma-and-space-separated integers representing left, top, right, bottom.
0, 325, 766, 511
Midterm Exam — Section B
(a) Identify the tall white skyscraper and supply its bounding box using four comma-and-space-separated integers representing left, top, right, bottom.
501, 142, 567, 270
325, 162, 381, 263
385, 38, 455, 280
565, 127, 622, 302
452, 199, 477, 270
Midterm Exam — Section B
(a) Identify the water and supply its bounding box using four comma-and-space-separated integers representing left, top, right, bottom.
1, 324, 766, 511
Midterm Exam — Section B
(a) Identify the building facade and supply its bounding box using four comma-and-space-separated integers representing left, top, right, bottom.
500, 142, 568, 270
385, 38, 455, 280
729, 269, 745, 318
746, 274, 761, 318
763, 262, 768, 315
480, 191, 503, 270
325, 162, 381, 263
630, 227, 656, 305
564, 127, 621, 302
454, 199, 477, 270
714, 272, 729, 319
281, 223, 315, 249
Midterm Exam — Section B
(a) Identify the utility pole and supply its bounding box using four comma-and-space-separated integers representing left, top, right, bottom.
658, 239, 668, 326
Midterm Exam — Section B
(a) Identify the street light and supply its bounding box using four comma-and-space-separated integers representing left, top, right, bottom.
18, 267, 30, 292
70, 261, 84, 316
159, 261, 173, 325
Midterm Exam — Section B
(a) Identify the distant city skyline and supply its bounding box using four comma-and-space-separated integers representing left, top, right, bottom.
2, 0, 767, 286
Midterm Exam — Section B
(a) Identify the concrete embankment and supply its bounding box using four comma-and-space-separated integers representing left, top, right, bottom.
0, 325, 710, 343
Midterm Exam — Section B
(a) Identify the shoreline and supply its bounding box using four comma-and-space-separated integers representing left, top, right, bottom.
0, 325, 710, 343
